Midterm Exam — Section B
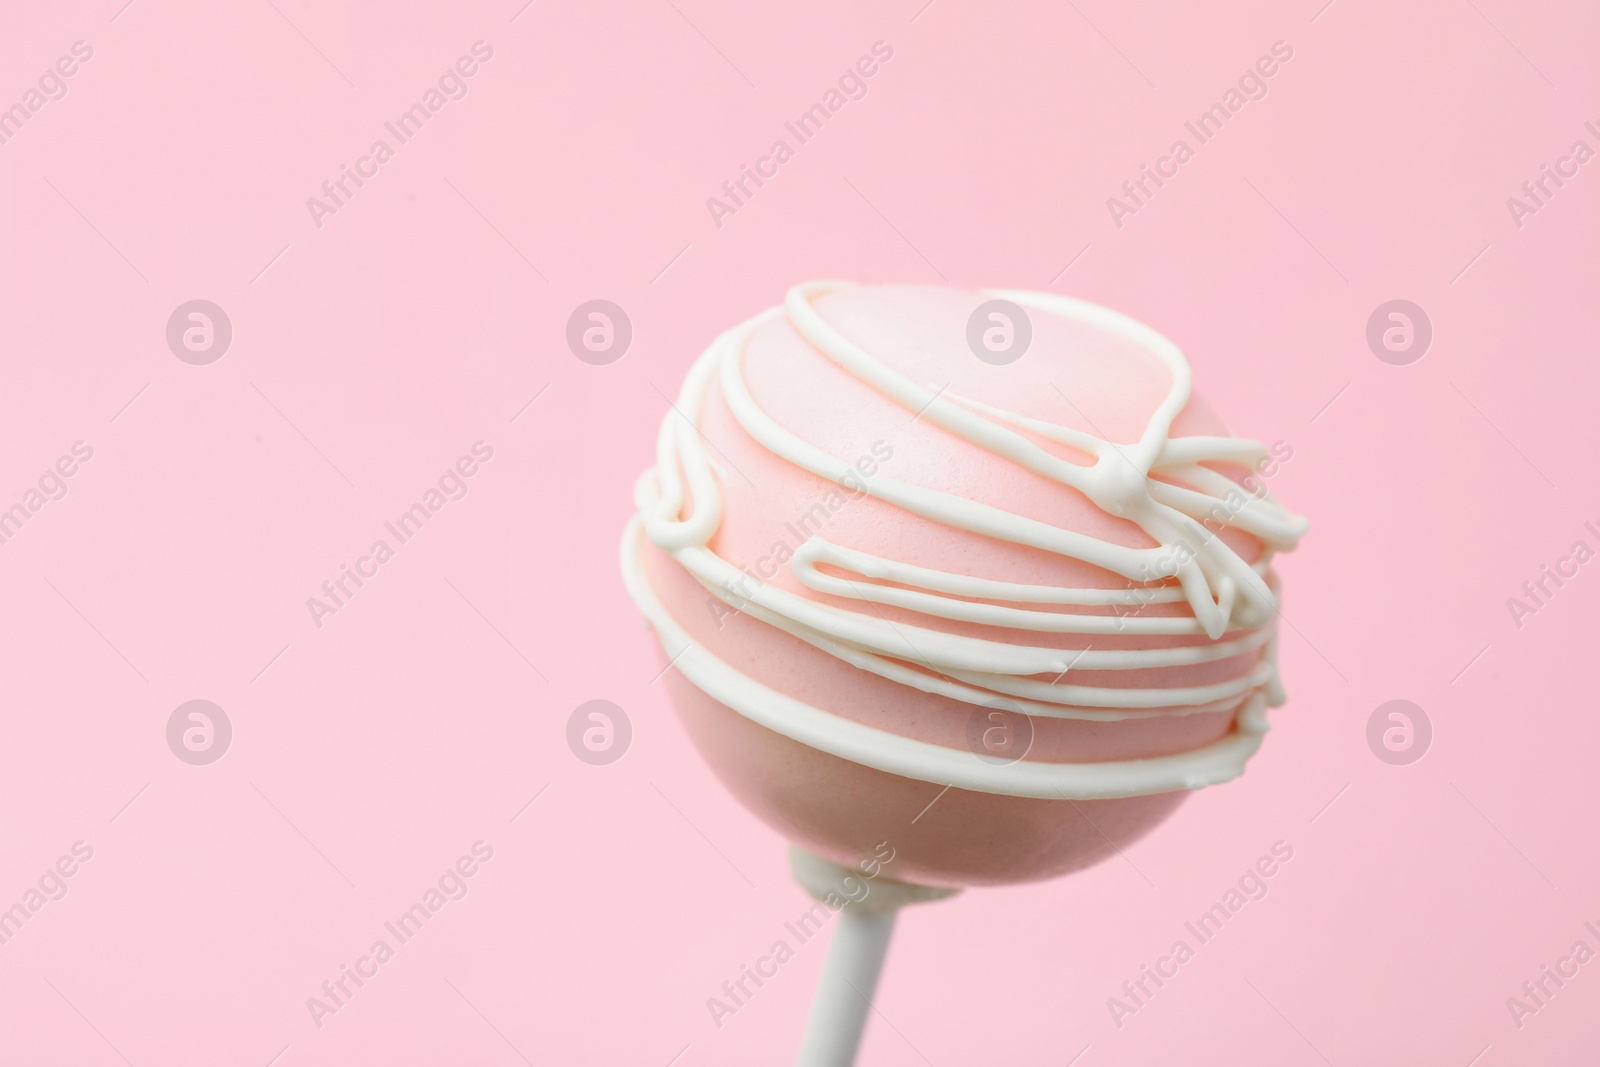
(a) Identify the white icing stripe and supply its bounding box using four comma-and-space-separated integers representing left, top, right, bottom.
626, 282, 1306, 797
622, 520, 1270, 799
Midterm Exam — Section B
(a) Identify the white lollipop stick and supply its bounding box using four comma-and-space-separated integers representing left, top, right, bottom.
794, 907, 897, 1067
790, 848, 959, 1067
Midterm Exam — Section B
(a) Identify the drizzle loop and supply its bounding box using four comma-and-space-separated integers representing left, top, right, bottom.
622, 282, 1307, 799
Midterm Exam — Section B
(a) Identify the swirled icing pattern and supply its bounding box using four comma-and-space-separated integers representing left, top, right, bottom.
622, 282, 1307, 799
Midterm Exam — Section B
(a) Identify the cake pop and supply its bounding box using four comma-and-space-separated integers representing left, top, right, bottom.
621, 281, 1305, 1064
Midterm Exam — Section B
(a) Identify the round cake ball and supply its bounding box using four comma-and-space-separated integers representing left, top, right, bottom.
623, 282, 1305, 888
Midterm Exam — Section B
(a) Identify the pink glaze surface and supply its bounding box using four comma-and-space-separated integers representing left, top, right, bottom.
637, 283, 1285, 885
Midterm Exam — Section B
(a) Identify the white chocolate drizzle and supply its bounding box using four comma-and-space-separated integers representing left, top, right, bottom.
622, 282, 1307, 799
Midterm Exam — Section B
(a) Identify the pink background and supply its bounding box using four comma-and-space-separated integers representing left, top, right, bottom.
2, 0, 1597, 1063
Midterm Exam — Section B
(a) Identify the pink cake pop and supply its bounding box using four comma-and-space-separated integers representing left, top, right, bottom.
622, 281, 1305, 1063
